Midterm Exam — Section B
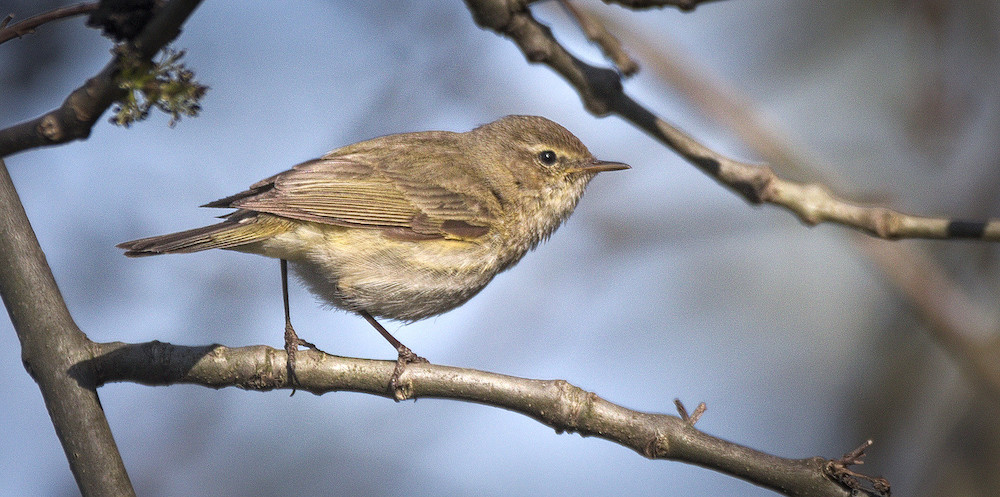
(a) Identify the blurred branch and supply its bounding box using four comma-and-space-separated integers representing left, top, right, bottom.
861, 239, 1000, 398
89, 339, 873, 497
557, 0, 638, 75
0, 2, 98, 45
0, 0, 205, 158
581, 6, 1000, 399
598, 0, 724, 11
462, 0, 1000, 241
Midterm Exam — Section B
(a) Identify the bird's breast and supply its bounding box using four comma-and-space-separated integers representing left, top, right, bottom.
249, 221, 523, 321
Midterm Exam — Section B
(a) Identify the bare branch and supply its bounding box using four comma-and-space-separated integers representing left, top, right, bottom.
0, 158, 135, 496
0, 2, 98, 45
825, 440, 891, 496
601, 0, 725, 12
0, 2, 204, 494
0, 0, 205, 158
601, 18, 846, 189
463, 0, 1000, 241
589, 7, 1000, 399
861, 239, 1000, 398
89, 340, 872, 497
558, 0, 638, 75
674, 398, 706, 425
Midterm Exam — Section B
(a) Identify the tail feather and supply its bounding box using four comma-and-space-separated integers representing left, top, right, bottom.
117, 212, 294, 257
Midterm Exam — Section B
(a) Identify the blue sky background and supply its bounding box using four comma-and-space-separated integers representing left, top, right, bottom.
3, 1, 999, 496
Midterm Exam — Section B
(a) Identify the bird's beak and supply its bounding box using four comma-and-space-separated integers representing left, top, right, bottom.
574, 158, 630, 173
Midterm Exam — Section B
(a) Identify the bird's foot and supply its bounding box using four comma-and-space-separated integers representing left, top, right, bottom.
389, 345, 428, 400
284, 321, 323, 393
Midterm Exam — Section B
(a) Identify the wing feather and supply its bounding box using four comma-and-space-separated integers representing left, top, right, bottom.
203, 154, 497, 239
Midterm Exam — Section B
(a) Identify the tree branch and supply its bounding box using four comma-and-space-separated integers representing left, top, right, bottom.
558, 0, 638, 75
0, 0, 204, 158
861, 239, 1000, 399
0, 158, 135, 496
0, 2, 910, 495
591, 8, 1000, 399
1, 1, 204, 494
87, 339, 871, 497
0, 2, 98, 45
600, 0, 725, 11
463, 0, 1000, 241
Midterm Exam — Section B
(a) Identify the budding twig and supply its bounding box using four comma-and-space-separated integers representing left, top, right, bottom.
0, 0, 204, 158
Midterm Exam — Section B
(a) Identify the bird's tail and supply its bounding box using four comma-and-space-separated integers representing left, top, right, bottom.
117, 212, 294, 257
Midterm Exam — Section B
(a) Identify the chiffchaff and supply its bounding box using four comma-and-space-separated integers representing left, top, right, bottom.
118, 115, 628, 386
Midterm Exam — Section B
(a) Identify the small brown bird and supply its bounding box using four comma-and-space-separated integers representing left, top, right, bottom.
118, 115, 627, 386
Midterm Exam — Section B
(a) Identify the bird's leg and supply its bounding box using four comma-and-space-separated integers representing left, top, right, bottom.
360, 310, 428, 392
281, 259, 319, 389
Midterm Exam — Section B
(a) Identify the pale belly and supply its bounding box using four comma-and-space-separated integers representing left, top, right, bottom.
235, 222, 508, 322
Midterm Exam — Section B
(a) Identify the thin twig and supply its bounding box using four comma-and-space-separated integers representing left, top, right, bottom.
824, 440, 891, 496
674, 398, 706, 425
599, 16, 845, 190
0, 2, 98, 45
558, 0, 638, 75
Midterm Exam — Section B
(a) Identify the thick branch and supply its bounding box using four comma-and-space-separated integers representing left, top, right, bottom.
0, 0, 204, 158
1, 2, 205, 495
463, 0, 1000, 241
0, 159, 134, 496
89, 340, 865, 497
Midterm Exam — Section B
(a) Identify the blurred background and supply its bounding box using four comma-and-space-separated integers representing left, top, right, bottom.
2, 0, 1000, 495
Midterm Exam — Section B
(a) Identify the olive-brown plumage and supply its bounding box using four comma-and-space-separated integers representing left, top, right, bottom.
119, 116, 627, 377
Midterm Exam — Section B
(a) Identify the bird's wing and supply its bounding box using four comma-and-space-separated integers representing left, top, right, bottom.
202, 157, 494, 240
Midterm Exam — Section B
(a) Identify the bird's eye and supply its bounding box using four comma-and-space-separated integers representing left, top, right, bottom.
538, 150, 558, 165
